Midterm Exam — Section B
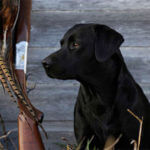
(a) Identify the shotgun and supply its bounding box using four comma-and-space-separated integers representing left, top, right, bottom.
0, 0, 46, 149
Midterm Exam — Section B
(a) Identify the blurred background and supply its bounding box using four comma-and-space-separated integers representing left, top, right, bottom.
0, 0, 150, 149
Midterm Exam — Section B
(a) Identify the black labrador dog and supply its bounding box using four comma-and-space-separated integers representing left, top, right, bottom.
42, 24, 150, 150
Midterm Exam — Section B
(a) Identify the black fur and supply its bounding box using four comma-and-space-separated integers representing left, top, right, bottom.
42, 24, 150, 150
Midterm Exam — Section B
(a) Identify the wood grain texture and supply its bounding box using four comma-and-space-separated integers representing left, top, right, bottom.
0, 121, 73, 132
1, 65, 150, 122
30, 10, 150, 47
32, 0, 150, 11
27, 47, 150, 63
1, 2, 150, 149
2, 46, 149, 121
0, 128, 75, 150
0, 82, 150, 121
26, 47, 150, 85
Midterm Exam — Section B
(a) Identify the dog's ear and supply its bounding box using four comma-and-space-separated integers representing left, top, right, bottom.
94, 25, 124, 62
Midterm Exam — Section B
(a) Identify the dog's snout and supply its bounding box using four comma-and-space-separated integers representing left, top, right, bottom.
42, 58, 52, 68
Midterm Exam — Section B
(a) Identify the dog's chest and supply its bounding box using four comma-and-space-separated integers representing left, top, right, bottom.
83, 97, 114, 134
79, 85, 118, 137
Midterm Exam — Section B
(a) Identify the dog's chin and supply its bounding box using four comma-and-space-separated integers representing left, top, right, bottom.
46, 71, 75, 80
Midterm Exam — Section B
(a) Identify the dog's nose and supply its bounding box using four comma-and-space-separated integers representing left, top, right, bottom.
42, 58, 52, 69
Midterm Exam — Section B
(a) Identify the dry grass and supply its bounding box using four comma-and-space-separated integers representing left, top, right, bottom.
66, 109, 143, 150
127, 109, 143, 150
0, 142, 4, 150
0, 108, 143, 150
0, 114, 17, 150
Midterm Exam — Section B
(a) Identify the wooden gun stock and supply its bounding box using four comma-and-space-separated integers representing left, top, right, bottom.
15, 0, 45, 149
18, 112, 45, 150
0, 0, 46, 149
17, 71, 45, 150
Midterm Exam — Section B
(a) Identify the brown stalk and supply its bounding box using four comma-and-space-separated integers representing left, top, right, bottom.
0, 128, 16, 140
0, 142, 4, 150
127, 109, 143, 150
131, 140, 138, 150
104, 134, 122, 150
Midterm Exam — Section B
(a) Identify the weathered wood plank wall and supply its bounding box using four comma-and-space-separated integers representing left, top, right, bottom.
0, 0, 150, 149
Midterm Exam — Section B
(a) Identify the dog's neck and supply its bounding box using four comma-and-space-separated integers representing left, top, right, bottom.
79, 77, 118, 106
78, 55, 123, 105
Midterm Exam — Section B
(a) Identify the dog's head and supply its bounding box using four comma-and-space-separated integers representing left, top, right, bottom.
42, 24, 124, 80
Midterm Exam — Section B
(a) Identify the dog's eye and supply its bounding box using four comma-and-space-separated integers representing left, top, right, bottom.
73, 42, 79, 47
70, 42, 80, 50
